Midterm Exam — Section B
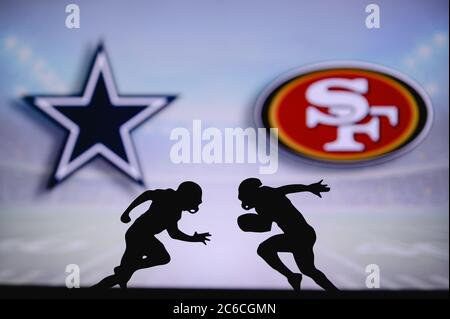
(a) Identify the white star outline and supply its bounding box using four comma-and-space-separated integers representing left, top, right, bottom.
30, 48, 175, 184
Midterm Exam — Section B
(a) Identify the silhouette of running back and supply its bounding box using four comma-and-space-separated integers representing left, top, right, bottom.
237, 178, 339, 292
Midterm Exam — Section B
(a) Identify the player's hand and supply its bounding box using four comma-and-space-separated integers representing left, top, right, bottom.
193, 232, 211, 245
120, 213, 131, 223
308, 179, 330, 198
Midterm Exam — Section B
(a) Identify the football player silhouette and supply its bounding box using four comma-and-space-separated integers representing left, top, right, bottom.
93, 181, 211, 288
237, 178, 338, 292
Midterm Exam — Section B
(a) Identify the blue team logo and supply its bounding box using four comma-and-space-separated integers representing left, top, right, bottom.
24, 44, 177, 187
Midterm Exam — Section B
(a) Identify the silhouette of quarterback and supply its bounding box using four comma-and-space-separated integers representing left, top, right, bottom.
237, 178, 338, 292
93, 181, 211, 289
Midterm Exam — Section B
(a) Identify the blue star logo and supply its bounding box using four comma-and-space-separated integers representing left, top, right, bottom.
25, 45, 176, 188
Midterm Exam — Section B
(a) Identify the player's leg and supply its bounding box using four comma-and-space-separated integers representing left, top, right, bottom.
91, 273, 119, 289
115, 237, 170, 287
135, 236, 171, 270
114, 241, 142, 288
92, 244, 140, 289
257, 234, 303, 291
293, 246, 339, 292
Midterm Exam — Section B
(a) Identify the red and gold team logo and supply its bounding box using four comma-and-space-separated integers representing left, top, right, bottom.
256, 62, 433, 165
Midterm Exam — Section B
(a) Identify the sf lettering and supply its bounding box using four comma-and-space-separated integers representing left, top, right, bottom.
306, 78, 398, 152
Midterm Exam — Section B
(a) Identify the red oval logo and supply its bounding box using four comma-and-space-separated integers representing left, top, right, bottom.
257, 62, 433, 164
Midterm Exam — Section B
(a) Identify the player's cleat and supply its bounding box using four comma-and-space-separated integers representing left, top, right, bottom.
287, 273, 303, 292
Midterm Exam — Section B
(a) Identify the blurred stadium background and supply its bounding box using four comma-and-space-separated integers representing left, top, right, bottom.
0, 0, 448, 290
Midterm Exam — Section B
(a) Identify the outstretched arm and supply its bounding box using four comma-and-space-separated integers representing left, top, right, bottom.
278, 184, 309, 194
278, 180, 330, 198
167, 223, 211, 245
120, 190, 154, 223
